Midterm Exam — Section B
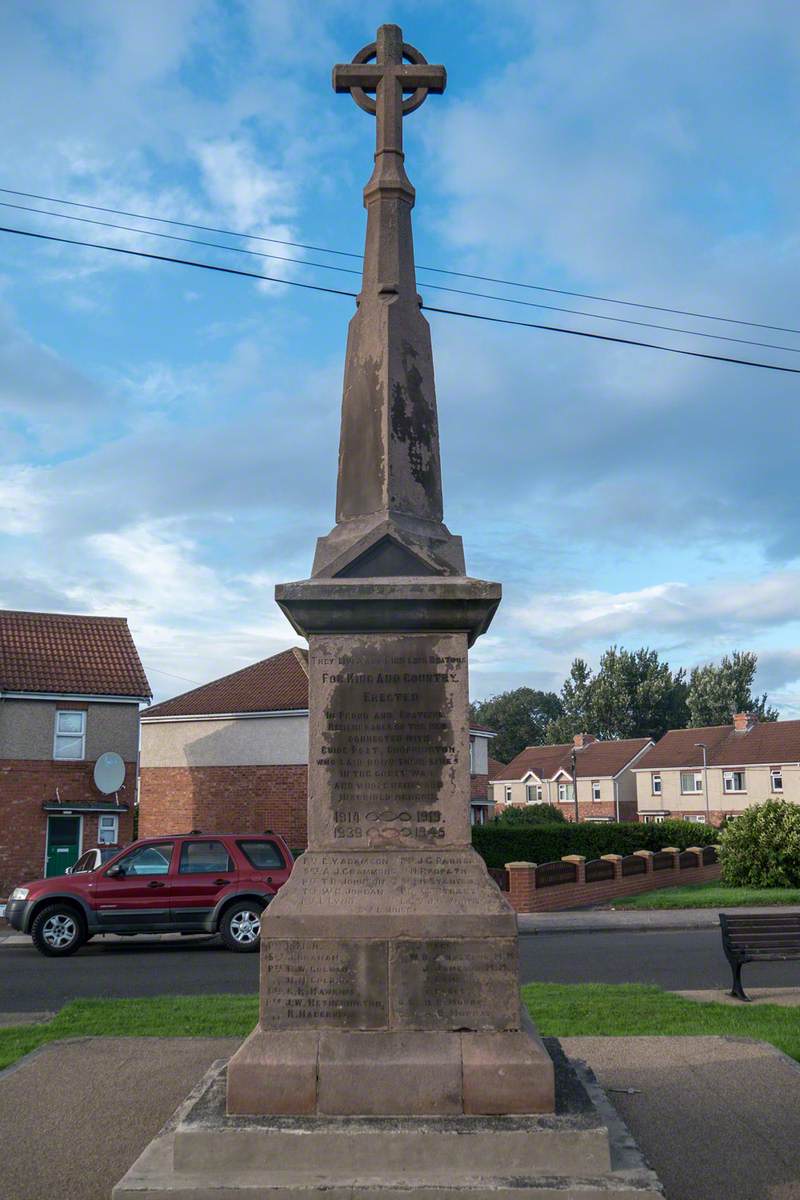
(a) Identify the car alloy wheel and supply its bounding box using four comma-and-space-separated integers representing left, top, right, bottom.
42, 913, 78, 949
229, 909, 261, 945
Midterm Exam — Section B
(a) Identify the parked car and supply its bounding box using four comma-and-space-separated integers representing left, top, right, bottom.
5, 831, 293, 957
66, 846, 122, 874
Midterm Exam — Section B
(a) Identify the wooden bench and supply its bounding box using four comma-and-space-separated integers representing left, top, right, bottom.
719, 912, 800, 1001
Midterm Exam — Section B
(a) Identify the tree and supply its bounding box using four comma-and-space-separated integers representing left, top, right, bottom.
545, 658, 593, 743
686, 651, 778, 727
546, 646, 688, 743
494, 802, 566, 825
470, 687, 563, 764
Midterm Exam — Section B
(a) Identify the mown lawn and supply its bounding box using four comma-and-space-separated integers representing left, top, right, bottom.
0, 994, 258, 1071
612, 883, 800, 910
2, 984, 799, 1073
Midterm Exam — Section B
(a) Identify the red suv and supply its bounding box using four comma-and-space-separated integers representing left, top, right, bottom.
5, 832, 293, 957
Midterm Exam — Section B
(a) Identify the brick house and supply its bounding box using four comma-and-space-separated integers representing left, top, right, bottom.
489, 734, 653, 822
633, 713, 800, 825
139, 647, 498, 849
0, 609, 151, 896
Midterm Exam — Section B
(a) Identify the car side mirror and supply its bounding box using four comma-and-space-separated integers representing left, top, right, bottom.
106, 864, 126, 878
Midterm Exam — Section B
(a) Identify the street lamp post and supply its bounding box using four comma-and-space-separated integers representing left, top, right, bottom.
570, 746, 579, 824
695, 742, 710, 824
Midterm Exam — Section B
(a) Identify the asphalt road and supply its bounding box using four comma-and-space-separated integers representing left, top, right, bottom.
2, 928, 799, 1012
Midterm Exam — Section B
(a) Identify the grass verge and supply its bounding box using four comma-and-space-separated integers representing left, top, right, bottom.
0, 994, 258, 1072
2, 985, 799, 1073
612, 883, 800, 910
522, 982, 800, 1063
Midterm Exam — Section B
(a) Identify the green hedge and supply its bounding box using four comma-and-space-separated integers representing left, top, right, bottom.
471, 820, 717, 869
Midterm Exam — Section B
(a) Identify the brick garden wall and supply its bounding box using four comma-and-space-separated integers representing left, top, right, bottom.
0, 760, 136, 896
504, 847, 721, 913
138, 764, 309, 850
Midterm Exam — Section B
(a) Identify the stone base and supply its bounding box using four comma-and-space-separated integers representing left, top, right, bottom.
113, 1042, 664, 1199
226, 1020, 555, 1116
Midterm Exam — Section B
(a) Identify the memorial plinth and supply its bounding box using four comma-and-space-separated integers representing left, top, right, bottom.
113, 23, 664, 1199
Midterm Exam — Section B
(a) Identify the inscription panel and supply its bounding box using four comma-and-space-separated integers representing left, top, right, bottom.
277, 849, 508, 915
390, 939, 520, 1031
309, 632, 470, 850
261, 938, 388, 1029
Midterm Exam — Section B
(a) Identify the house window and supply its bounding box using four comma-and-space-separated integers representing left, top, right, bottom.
557, 782, 574, 803
651, 773, 662, 795
643, 814, 665, 824
504, 786, 512, 804
98, 814, 119, 845
591, 780, 601, 802
771, 768, 783, 792
54, 710, 86, 760
526, 783, 543, 804
469, 737, 476, 774
680, 770, 703, 794
723, 770, 746, 793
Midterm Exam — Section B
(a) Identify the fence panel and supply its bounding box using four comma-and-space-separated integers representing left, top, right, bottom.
535, 860, 578, 888
585, 858, 615, 883
621, 854, 647, 876
652, 851, 675, 871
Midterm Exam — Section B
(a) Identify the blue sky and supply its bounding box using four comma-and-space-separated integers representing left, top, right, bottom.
2, 0, 800, 710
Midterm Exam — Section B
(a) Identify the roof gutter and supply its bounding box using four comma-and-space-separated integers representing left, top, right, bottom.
1, 690, 150, 704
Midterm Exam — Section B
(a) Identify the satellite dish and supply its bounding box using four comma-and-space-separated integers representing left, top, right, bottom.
94, 752, 125, 795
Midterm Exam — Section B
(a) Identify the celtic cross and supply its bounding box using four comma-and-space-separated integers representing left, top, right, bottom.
333, 24, 446, 161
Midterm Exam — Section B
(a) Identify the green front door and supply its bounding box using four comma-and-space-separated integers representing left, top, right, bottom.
45, 815, 81, 877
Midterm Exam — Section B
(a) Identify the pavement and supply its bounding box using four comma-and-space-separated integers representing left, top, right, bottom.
562, 1035, 800, 1200
2, 1034, 800, 1200
516, 904, 800, 934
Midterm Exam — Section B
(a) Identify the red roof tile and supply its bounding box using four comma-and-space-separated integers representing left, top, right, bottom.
0, 609, 150, 698
637, 721, 800, 769
494, 737, 652, 781
144, 648, 309, 717
469, 722, 496, 735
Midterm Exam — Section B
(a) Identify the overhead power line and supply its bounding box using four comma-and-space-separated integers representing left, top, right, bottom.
3, 223, 798, 376
1, 184, 798, 338
2, 198, 798, 356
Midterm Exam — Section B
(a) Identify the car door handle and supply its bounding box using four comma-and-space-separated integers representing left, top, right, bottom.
214, 878, 229, 886
147, 880, 165, 889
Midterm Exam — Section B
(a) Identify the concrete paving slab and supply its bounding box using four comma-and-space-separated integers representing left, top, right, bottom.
0, 1010, 55, 1026
562, 1035, 800, 1200
0, 1036, 240, 1200
676, 987, 800, 1007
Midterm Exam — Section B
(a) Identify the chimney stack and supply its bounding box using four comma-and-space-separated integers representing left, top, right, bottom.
572, 733, 597, 749
733, 712, 757, 733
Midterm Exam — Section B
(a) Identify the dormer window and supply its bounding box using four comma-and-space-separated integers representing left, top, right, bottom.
54, 710, 86, 760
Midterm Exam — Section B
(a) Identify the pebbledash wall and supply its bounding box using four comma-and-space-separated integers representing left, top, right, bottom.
501, 846, 721, 913
0, 700, 138, 895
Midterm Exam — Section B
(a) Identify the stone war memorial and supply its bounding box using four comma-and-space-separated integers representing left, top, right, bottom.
114, 24, 663, 1199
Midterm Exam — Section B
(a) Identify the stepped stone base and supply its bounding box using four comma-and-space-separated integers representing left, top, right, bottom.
112, 1042, 664, 1199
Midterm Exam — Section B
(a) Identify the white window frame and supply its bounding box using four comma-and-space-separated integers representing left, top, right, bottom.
557, 782, 574, 803
643, 814, 665, 824
651, 773, 662, 795
98, 814, 119, 845
680, 770, 703, 794
504, 786, 512, 804
526, 783, 543, 804
469, 737, 476, 774
723, 769, 746, 794
591, 780, 601, 802
53, 710, 86, 761
771, 767, 783, 793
